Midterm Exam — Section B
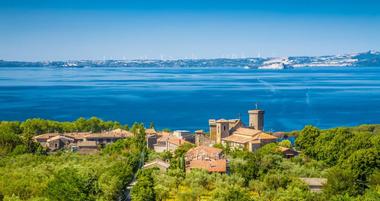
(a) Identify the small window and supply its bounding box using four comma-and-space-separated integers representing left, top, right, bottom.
223, 126, 226, 131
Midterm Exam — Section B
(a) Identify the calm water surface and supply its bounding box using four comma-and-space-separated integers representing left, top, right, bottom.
0, 66, 379, 131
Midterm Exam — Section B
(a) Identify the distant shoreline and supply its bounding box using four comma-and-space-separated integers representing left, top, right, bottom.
1, 51, 379, 69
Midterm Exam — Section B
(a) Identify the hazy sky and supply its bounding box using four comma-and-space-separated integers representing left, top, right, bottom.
1, 0, 380, 61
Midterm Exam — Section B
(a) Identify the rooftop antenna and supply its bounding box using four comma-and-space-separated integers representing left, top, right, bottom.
255, 102, 258, 110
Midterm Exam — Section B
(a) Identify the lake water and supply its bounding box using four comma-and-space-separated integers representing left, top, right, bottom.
0, 66, 379, 132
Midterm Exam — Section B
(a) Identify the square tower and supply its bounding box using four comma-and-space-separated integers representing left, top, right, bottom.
215, 119, 230, 144
248, 110, 264, 130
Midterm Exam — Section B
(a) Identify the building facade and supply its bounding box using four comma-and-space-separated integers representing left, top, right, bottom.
208, 109, 277, 151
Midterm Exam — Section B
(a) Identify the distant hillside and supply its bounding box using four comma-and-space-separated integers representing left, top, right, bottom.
1, 51, 380, 69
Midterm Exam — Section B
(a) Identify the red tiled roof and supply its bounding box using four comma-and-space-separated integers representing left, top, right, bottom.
189, 159, 227, 173
167, 137, 189, 146
187, 145, 222, 156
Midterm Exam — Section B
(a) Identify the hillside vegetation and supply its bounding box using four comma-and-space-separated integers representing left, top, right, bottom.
0, 118, 379, 201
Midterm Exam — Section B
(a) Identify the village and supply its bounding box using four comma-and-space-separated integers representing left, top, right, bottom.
32, 108, 326, 193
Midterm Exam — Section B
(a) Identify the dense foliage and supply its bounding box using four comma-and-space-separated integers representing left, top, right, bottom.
296, 124, 380, 198
0, 117, 124, 156
131, 124, 380, 201
1, 118, 379, 201
0, 118, 145, 201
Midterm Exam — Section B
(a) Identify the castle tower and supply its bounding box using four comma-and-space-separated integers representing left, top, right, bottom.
209, 119, 217, 141
248, 110, 264, 130
195, 130, 205, 146
215, 119, 230, 144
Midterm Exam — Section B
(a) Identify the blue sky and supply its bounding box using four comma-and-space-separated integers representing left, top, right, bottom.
1, 0, 380, 60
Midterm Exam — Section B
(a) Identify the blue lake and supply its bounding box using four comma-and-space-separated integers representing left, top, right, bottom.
0, 66, 379, 131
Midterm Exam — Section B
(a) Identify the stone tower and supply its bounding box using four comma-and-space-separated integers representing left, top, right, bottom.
208, 119, 217, 141
195, 130, 205, 146
215, 119, 230, 144
248, 110, 264, 130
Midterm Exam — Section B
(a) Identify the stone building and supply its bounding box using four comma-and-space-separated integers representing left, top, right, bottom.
46, 135, 75, 151
194, 130, 212, 147
153, 131, 192, 153
33, 128, 133, 152
185, 146, 227, 173
208, 109, 277, 151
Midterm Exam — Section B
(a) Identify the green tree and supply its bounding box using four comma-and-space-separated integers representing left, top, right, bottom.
131, 169, 156, 201
343, 148, 380, 194
211, 184, 253, 201
296, 125, 321, 157
278, 140, 292, 148
46, 168, 98, 201
324, 167, 357, 196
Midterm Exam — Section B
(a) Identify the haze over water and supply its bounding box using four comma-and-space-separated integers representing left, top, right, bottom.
0, 66, 379, 131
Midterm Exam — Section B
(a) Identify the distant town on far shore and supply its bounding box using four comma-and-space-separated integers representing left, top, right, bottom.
1, 50, 379, 70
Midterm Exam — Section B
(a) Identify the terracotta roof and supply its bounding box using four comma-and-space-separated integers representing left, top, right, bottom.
189, 159, 227, 173
223, 128, 277, 144
167, 137, 188, 146
64, 133, 89, 140
83, 130, 132, 139
36, 129, 133, 142
34, 132, 88, 141
158, 131, 171, 137
222, 134, 252, 144
46, 135, 75, 142
233, 127, 262, 137
33, 133, 60, 141
252, 132, 278, 140
186, 146, 222, 157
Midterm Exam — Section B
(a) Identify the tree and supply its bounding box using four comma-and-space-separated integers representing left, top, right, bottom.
211, 184, 253, 201
131, 169, 156, 201
153, 173, 177, 200
263, 173, 292, 190
181, 170, 211, 200
343, 148, 380, 194
296, 125, 321, 157
46, 168, 98, 201
229, 151, 260, 185
278, 140, 291, 148
167, 169, 185, 191
324, 167, 357, 196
